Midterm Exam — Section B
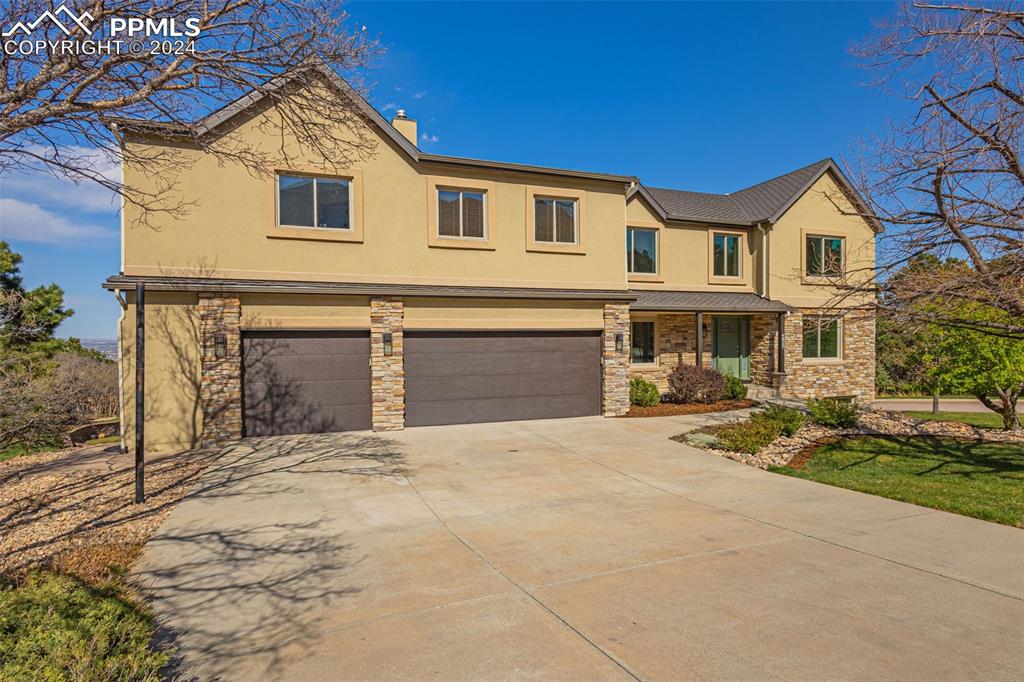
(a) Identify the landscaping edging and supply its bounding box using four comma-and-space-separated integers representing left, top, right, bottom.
675, 408, 1024, 470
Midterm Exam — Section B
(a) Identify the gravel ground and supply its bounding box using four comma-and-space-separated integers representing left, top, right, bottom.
680, 409, 1024, 470
0, 446, 217, 582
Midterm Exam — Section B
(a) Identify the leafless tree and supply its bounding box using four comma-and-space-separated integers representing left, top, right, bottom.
840, 2, 1024, 338
1, 0, 381, 222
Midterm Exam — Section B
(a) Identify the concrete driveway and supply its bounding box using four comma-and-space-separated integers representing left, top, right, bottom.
136, 415, 1024, 681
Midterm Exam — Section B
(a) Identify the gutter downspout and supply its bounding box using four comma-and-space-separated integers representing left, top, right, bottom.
756, 222, 771, 298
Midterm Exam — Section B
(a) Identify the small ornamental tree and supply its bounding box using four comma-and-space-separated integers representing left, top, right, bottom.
928, 306, 1024, 431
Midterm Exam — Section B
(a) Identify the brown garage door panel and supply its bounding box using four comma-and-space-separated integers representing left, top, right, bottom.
405, 331, 601, 427
243, 331, 372, 436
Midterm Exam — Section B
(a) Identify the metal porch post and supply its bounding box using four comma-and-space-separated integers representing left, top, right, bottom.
135, 282, 145, 504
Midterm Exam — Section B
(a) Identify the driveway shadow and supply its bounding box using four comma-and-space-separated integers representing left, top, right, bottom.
134, 431, 406, 680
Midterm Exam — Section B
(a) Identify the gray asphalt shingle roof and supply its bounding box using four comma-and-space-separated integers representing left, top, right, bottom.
630, 290, 792, 313
644, 159, 833, 225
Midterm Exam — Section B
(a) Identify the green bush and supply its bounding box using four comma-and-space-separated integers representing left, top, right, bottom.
757, 404, 805, 436
715, 418, 783, 454
807, 397, 859, 428
0, 572, 167, 681
629, 377, 660, 407
722, 375, 748, 400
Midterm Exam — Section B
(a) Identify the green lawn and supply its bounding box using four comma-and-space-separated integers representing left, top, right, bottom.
0, 572, 167, 681
906, 410, 1007, 430
772, 436, 1024, 526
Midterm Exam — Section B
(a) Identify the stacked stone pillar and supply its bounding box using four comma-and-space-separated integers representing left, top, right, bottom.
602, 303, 631, 416
198, 294, 243, 447
370, 297, 405, 431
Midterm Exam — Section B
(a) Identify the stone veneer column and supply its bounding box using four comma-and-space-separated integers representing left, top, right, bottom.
370, 297, 405, 431
602, 303, 630, 416
198, 294, 242, 447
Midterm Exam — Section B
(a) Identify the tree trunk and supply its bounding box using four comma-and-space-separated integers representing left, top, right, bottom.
978, 389, 1022, 431
932, 393, 940, 414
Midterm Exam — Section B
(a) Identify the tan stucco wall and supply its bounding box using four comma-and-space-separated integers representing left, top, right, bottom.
768, 172, 876, 306
403, 297, 605, 330
239, 294, 371, 329
122, 100, 629, 291
626, 196, 756, 292
120, 291, 202, 454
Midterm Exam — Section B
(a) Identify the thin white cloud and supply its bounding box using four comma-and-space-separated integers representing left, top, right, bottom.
412, 91, 427, 99
380, 102, 397, 112
393, 86, 402, 92
0, 198, 116, 244
2, 145, 120, 214
420, 133, 440, 144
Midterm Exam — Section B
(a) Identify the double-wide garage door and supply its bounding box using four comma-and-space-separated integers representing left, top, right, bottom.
242, 329, 602, 436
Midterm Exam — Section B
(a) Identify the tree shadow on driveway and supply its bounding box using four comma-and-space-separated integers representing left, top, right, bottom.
134, 431, 407, 680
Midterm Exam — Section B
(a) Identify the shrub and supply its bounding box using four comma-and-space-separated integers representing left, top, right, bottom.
668, 364, 726, 404
758, 404, 805, 436
807, 397, 859, 428
629, 377, 660, 407
722, 374, 748, 400
715, 418, 782, 454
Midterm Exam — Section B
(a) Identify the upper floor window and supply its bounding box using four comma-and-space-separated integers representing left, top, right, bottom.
806, 235, 844, 276
278, 174, 351, 230
627, 227, 658, 274
713, 232, 741, 277
803, 317, 841, 359
438, 189, 486, 239
535, 197, 578, 244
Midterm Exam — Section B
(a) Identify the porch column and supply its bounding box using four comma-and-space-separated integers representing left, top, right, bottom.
695, 312, 703, 367
777, 312, 786, 374
198, 294, 243, 448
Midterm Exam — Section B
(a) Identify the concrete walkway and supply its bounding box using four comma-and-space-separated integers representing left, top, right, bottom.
136, 415, 1024, 681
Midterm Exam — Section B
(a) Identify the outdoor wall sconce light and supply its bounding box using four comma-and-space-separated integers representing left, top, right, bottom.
614, 333, 624, 353
383, 332, 394, 356
213, 333, 227, 360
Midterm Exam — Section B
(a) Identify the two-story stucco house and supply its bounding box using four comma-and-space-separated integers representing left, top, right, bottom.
103, 70, 877, 454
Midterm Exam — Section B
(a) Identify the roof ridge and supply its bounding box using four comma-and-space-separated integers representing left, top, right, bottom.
730, 157, 832, 196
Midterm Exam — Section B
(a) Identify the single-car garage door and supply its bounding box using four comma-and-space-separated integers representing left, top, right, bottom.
242, 330, 372, 436
405, 330, 602, 427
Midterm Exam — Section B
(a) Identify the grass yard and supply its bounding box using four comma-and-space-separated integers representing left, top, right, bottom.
906, 410, 1008, 430
772, 436, 1024, 526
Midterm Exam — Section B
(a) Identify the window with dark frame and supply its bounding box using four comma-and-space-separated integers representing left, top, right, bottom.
631, 320, 656, 364
713, 233, 741, 277
802, 317, 841, 359
627, 227, 658, 274
806, 235, 844, 276
278, 174, 351, 230
438, 189, 486, 238
534, 197, 578, 243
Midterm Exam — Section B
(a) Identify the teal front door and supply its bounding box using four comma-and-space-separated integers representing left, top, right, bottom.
713, 316, 750, 379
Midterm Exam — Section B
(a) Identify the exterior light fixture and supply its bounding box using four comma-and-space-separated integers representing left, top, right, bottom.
383, 332, 394, 356
615, 333, 624, 353
214, 333, 227, 360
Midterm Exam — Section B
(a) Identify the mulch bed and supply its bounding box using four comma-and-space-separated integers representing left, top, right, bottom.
623, 399, 756, 418
0, 446, 217, 584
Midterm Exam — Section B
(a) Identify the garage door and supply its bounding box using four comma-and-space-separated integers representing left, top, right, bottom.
405, 331, 602, 427
242, 330, 372, 436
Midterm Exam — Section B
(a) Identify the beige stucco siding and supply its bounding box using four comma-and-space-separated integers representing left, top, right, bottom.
403, 298, 605, 330
769, 173, 876, 306
122, 105, 628, 291
239, 294, 371, 329
119, 291, 202, 454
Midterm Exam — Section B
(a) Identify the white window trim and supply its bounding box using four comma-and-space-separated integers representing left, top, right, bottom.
437, 188, 488, 240
805, 234, 845, 277
627, 226, 659, 275
713, 232, 742, 278
804, 316, 843, 362
276, 173, 355, 232
535, 196, 579, 245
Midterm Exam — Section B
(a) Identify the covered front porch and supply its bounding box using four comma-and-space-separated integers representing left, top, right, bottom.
627, 291, 792, 395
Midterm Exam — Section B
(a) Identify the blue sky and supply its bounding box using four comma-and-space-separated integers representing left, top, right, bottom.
0, 0, 899, 339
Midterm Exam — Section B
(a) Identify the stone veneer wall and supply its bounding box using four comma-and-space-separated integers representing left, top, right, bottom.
749, 314, 780, 388
779, 309, 876, 401
628, 313, 715, 394
198, 294, 242, 447
602, 303, 631, 416
370, 297, 405, 431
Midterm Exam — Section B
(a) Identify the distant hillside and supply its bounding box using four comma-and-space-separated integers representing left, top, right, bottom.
79, 339, 118, 361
